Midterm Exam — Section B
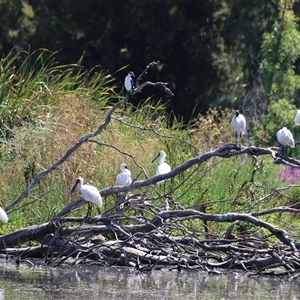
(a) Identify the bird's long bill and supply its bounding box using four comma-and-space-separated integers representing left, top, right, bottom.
151, 153, 160, 163
70, 180, 79, 193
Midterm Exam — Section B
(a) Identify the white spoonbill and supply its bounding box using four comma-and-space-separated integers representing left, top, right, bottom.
71, 177, 102, 217
295, 110, 300, 125
231, 110, 246, 146
152, 150, 171, 184
0, 207, 8, 223
124, 71, 135, 92
277, 127, 295, 154
115, 163, 132, 186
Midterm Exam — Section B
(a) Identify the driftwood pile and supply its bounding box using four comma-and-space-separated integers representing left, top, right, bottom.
1, 144, 300, 278
1, 62, 300, 279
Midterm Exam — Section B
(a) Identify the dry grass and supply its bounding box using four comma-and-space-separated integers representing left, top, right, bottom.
191, 108, 235, 150
0, 96, 180, 210
0, 92, 291, 232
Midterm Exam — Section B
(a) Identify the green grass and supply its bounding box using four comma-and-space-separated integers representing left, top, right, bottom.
0, 48, 299, 241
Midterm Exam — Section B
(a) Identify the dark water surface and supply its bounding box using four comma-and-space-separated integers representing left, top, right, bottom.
0, 261, 299, 299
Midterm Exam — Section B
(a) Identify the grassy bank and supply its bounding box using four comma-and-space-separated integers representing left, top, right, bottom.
0, 49, 298, 239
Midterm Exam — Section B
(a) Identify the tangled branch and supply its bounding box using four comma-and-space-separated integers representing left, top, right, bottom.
2, 62, 300, 278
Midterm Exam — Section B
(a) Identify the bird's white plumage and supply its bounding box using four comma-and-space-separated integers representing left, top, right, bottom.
0, 207, 8, 223
153, 151, 171, 184
277, 127, 295, 148
231, 110, 246, 145
295, 110, 300, 125
231, 110, 246, 135
115, 163, 132, 186
71, 177, 102, 207
124, 71, 135, 92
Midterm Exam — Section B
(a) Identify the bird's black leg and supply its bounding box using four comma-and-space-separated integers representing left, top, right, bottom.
279, 144, 285, 156
282, 145, 287, 156
84, 202, 92, 221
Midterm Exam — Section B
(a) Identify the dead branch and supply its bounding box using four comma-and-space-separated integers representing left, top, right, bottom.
99, 144, 277, 196
2, 62, 300, 277
1, 143, 298, 277
1, 202, 300, 274
5, 62, 174, 212
136, 61, 160, 85
133, 81, 174, 97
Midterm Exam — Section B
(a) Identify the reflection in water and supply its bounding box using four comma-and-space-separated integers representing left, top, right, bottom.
0, 261, 299, 300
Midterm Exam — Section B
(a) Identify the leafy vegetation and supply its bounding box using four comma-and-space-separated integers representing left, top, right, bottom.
0, 1, 300, 275
0, 0, 297, 123
0, 49, 298, 245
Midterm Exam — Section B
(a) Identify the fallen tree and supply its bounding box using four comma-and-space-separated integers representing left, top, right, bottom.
2, 143, 300, 278
1, 62, 300, 279
0, 187, 300, 276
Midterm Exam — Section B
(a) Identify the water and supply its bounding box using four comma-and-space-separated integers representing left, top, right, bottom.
0, 261, 299, 299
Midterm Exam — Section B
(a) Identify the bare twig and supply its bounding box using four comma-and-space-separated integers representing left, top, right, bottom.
5, 62, 174, 212
3, 62, 300, 276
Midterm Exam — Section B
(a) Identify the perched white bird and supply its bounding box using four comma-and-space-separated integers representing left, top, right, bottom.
124, 71, 135, 92
115, 163, 132, 186
295, 110, 300, 125
231, 110, 246, 146
152, 150, 171, 184
71, 177, 102, 217
0, 207, 8, 223
277, 127, 295, 150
